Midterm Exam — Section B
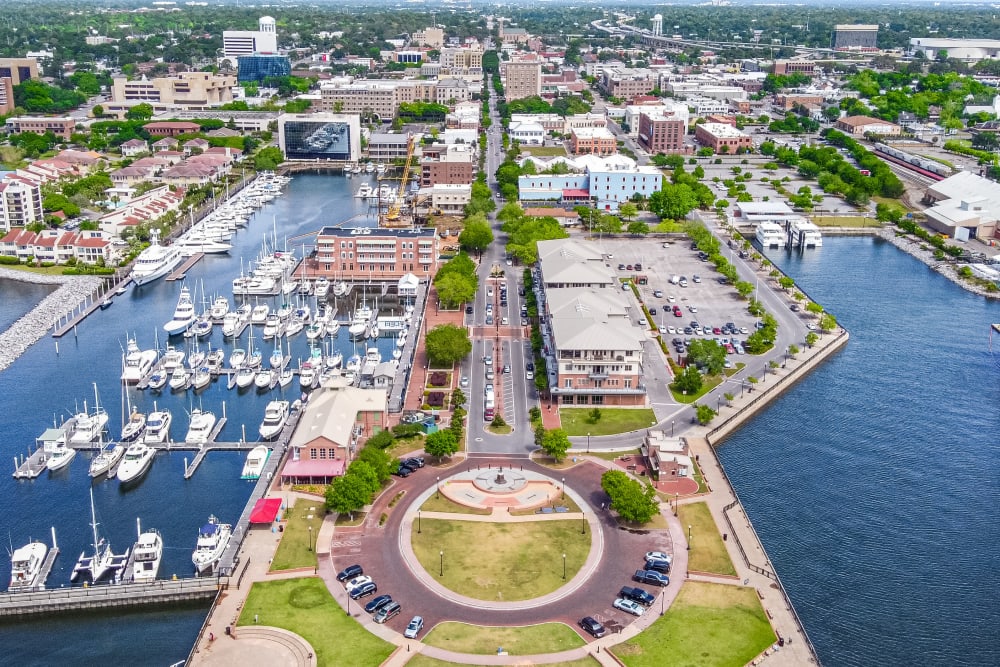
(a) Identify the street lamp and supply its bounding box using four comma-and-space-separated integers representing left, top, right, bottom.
670, 420, 675, 437
581, 511, 586, 535
436, 476, 440, 499
562, 553, 567, 580
418, 510, 421, 534
587, 432, 591, 453
661, 591, 665, 616
687, 525, 692, 551
561, 477, 565, 499
674, 492, 678, 517
308, 524, 313, 552
440, 550, 444, 577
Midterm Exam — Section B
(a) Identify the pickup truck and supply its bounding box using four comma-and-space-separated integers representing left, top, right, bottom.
618, 586, 656, 606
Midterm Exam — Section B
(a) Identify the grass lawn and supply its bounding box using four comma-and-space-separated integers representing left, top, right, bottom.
810, 215, 876, 228
238, 577, 394, 667
487, 423, 513, 434
422, 621, 585, 655
560, 408, 657, 436
611, 581, 776, 667
677, 502, 737, 576
385, 435, 425, 460
406, 656, 599, 667
588, 448, 641, 461
530, 454, 580, 470
334, 512, 366, 527
670, 374, 723, 404
419, 493, 492, 515
1, 263, 72, 276
412, 519, 590, 601
524, 146, 569, 157
270, 504, 321, 571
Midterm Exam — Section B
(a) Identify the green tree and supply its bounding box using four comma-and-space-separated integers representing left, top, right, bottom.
819, 313, 838, 332
424, 430, 459, 459
425, 324, 472, 366
125, 103, 154, 120
686, 339, 727, 375
324, 473, 370, 519
540, 428, 571, 462
600, 470, 659, 524
619, 202, 638, 222
458, 217, 494, 253
734, 281, 754, 299
627, 220, 650, 236
356, 445, 393, 483
695, 404, 717, 425
346, 460, 380, 496
434, 272, 476, 309
805, 332, 819, 347
672, 365, 703, 395
778, 276, 795, 291
805, 302, 824, 316
254, 146, 284, 171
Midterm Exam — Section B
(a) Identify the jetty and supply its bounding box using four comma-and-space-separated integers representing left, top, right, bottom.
166, 253, 205, 282
0, 578, 222, 618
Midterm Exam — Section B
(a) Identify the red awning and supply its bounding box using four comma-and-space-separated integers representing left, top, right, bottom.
280, 458, 346, 479
249, 497, 283, 524
562, 188, 590, 198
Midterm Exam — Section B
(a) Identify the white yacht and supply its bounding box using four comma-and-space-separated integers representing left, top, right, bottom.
192, 516, 232, 575
131, 230, 183, 286
130, 524, 163, 584
70, 384, 109, 445
45, 443, 77, 472
299, 361, 317, 389
169, 366, 189, 391
355, 183, 374, 199
348, 304, 372, 339
120, 410, 146, 443
241, 445, 271, 480
333, 281, 349, 297
259, 400, 290, 440
147, 371, 168, 391
284, 318, 304, 337
71, 489, 122, 583
117, 442, 156, 484
121, 339, 158, 384
326, 350, 344, 369
250, 303, 270, 325
254, 368, 275, 389
8, 541, 48, 592
789, 218, 823, 248
221, 312, 241, 337
209, 296, 230, 321
185, 409, 217, 445
192, 366, 212, 390
235, 366, 256, 389
262, 314, 282, 340
278, 368, 294, 388
161, 345, 186, 371
174, 235, 232, 256
144, 409, 172, 444
314, 277, 330, 298
305, 321, 326, 340
229, 348, 247, 368
163, 285, 197, 336
755, 222, 787, 249
89, 442, 125, 478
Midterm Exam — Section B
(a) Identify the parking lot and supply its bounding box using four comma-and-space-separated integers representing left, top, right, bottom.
599, 237, 760, 361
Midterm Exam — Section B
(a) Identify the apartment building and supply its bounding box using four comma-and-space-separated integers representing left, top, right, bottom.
316, 78, 460, 118
637, 108, 687, 153
694, 122, 753, 153
0, 175, 44, 232
570, 127, 616, 156
420, 144, 474, 186
5, 117, 75, 141
440, 47, 482, 75
110, 72, 237, 114
412, 27, 444, 49
503, 58, 542, 101
313, 227, 439, 281
598, 68, 657, 102
430, 184, 472, 215
773, 60, 816, 76
509, 114, 565, 133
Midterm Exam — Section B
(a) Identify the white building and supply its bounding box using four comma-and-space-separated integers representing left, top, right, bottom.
909, 38, 1000, 64
509, 120, 546, 146
222, 16, 278, 67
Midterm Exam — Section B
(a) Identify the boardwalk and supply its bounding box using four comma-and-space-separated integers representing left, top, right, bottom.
387, 282, 428, 413
0, 577, 221, 618
166, 253, 205, 281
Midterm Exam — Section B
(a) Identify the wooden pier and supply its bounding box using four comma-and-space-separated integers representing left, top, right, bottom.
165, 253, 204, 281
12, 448, 48, 479
0, 577, 222, 618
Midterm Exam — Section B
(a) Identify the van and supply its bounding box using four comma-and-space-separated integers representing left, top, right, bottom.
374, 601, 402, 623
622, 282, 630, 291
669, 275, 680, 285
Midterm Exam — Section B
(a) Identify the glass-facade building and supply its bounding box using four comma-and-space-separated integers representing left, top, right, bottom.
282, 121, 354, 160
237, 54, 291, 83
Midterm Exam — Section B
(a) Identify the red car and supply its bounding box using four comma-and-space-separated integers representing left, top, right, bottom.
673, 308, 683, 317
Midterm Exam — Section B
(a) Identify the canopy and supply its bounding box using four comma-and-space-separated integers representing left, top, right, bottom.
249, 497, 282, 524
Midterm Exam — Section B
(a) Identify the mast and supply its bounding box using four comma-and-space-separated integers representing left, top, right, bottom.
89, 487, 100, 559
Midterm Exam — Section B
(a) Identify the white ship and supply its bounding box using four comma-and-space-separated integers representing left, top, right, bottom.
258, 400, 290, 440
131, 230, 182, 286
191, 516, 231, 575
117, 442, 156, 484
121, 339, 158, 384
789, 218, 823, 248
240, 445, 271, 480
755, 222, 787, 249
184, 409, 217, 445
8, 541, 48, 592
163, 285, 197, 336
130, 520, 163, 584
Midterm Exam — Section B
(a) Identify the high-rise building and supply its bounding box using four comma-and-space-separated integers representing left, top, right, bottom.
0, 57, 39, 114
503, 57, 542, 101
237, 54, 291, 83
222, 16, 278, 66
832, 24, 878, 50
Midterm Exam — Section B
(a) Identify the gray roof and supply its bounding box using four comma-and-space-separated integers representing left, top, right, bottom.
546, 287, 643, 353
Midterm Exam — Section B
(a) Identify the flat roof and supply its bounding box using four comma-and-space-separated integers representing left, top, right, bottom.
319, 226, 436, 238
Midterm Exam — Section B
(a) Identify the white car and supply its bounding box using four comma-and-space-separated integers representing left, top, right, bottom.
613, 598, 645, 617
460, 376, 469, 387
739, 327, 749, 334
645, 551, 673, 564
345, 575, 373, 591
688, 305, 698, 313
658, 326, 668, 334
404, 615, 424, 639
667, 295, 676, 303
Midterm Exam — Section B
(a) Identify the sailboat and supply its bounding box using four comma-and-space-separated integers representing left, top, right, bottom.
71, 488, 124, 583
245, 328, 262, 369
70, 383, 109, 445
89, 440, 126, 478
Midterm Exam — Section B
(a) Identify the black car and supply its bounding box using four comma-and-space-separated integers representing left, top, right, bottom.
619, 586, 656, 607
336, 564, 363, 582
393, 465, 414, 477
404, 457, 425, 469
525, 361, 534, 372
634, 569, 670, 587
645, 557, 671, 574
364, 594, 393, 614
349, 581, 378, 600
579, 616, 606, 638
465, 305, 473, 314
649, 307, 657, 315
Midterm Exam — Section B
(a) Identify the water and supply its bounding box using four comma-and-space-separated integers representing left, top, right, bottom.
0, 278, 56, 332
0, 174, 390, 665
718, 237, 1000, 667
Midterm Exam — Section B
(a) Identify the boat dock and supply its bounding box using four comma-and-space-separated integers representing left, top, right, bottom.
165, 253, 205, 281
0, 577, 222, 618
51, 276, 132, 339
12, 448, 48, 479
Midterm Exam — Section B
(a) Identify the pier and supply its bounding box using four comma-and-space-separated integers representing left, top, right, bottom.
166, 253, 205, 281
12, 448, 49, 479
0, 578, 222, 618
51, 280, 123, 339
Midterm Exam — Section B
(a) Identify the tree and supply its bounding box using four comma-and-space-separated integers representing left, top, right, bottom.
356, 444, 393, 483
619, 202, 638, 222
540, 428, 571, 462
125, 103, 154, 121
254, 146, 284, 171
778, 276, 795, 291
734, 280, 754, 299
687, 339, 727, 375
424, 430, 459, 459
434, 272, 476, 309
325, 473, 370, 519
627, 220, 650, 236
425, 324, 472, 366
819, 313, 838, 332
805, 302, 824, 316
92, 104, 104, 118
347, 460, 380, 496
805, 332, 819, 347
458, 218, 494, 253
600, 470, 659, 524
672, 365, 703, 395
695, 404, 717, 425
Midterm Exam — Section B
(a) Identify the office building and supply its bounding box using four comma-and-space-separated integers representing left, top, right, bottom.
832, 24, 878, 50
313, 227, 439, 281
412, 27, 444, 49
278, 113, 361, 162
637, 107, 687, 153
694, 122, 753, 153
110, 72, 237, 114
503, 57, 542, 101
223, 16, 278, 65
5, 117, 75, 141
440, 47, 482, 75
237, 54, 291, 83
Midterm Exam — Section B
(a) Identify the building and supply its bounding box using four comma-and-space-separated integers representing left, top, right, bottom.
637, 108, 687, 153
774, 94, 825, 112
517, 157, 662, 211
5, 117, 75, 141
120, 138, 149, 158
0, 57, 39, 115
429, 183, 472, 215
909, 38, 1000, 64
509, 114, 565, 133
440, 47, 482, 75
599, 68, 658, 103
367, 133, 412, 160
278, 113, 362, 162
832, 24, 878, 50
537, 238, 647, 407
508, 120, 547, 145
503, 58, 542, 101
773, 60, 816, 76
313, 226, 439, 281
143, 121, 202, 137
420, 144, 474, 187
834, 115, 902, 137
0, 78, 14, 116
922, 172, 1000, 241
237, 54, 291, 83
498, 22, 529, 44
588, 168, 662, 208
570, 127, 616, 156
222, 16, 278, 65
317, 78, 446, 119
110, 72, 238, 114
412, 27, 444, 49
642, 430, 693, 482
0, 175, 44, 232
694, 122, 753, 153
153, 110, 277, 133
732, 201, 801, 226
281, 380, 387, 484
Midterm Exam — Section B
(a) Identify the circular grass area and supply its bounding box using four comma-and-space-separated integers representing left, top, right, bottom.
411, 518, 591, 601
421, 621, 585, 655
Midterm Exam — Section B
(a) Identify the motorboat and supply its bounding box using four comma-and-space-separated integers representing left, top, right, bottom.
130, 523, 163, 584
161, 345, 186, 371
121, 339, 158, 384
209, 296, 230, 321
206, 349, 225, 373
235, 366, 256, 389
298, 280, 313, 297
192, 366, 212, 390
147, 371, 168, 391
365, 162, 375, 173
789, 218, 823, 248
71, 489, 123, 583
333, 281, 349, 297
314, 278, 330, 298
163, 285, 197, 336
120, 410, 146, 443
221, 311, 241, 337
229, 348, 247, 368
269, 347, 284, 369
397, 330, 407, 348
174, 235, 232, 256
278, 369, 294, 388
169, 366, 189, 391
255, 368, 274, 389
299, 362, 317, 389
117, 442, 156, 483
392, 348, 402, 360
250, 303, 270, 325
326, 351, 344, 369
184, 409, 217, 445
276, 301, 294, 321
262, 314, 282, 340
192, 516, 232, 575
70, 384, 109, 445
131, 229, 183, 286
259, 400, 290, 440
143, 409, 171, 444
89, 442, 125, 478
282, 279, 299, 296
284, 318, 304, 337
45, 443, 77, 472
345, 353, 362, 373
191, 317, 213, 339
8, 541, 48, 592
241, 446, 271, 480
368, 323, 380, 339
327, 320, 341, 336
355, 183, 374, 199
755, 222, 786, 249
348, 304, 372, 339
188, 346, 206, 370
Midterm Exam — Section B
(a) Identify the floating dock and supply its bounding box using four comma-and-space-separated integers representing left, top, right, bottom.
165, 253, 204, 281
12, 449, 48, 479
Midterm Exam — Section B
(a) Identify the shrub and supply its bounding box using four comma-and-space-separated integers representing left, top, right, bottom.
427, 392, 446, 407
429, 371, 448, 387
0, 255, 19, 265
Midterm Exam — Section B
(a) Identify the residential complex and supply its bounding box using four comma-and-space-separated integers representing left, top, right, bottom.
0, 175, 44, 232
312, 226, 439, 281
4, 117, 76, 141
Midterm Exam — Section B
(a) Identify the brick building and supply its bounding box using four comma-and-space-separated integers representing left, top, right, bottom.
637, 109, 687, 153
312, 227, 439, 281
694, 122, 753, 153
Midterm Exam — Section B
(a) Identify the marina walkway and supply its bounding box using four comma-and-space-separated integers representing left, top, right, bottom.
166, 253, 205, 281
0, 578, 220, 618
387, 282, 428, 413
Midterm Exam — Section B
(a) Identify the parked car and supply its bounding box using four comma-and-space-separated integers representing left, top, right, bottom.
364, 594, 393, 614
374, 601, 402, 623
344, 574, 373, 591
460, 376, 469, 387
645, 551, 673, 564
653, 290, 664, 298
692, 274, 701, 283
618, 263, 626, 270
404, 457, 425, 469
349, 580, 378, 600
613, 597, 645, 616
649, 307, 657, 315
465, 305, 473, 314
619, 586, 656, 607
336, 564, 363, 582
579, 616, 606, 638
790, 303, 800, 312
403, 615, 424, 639
503, 364, 511, 374
634, 569, 670, 587
525, 370, 534, 380
393, 465, 413, 477
645, 557, 671, 574
485, 315, 494, 325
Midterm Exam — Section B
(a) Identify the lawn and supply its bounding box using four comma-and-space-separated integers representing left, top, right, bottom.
487, 422, 513, 434
611, 581, 776, 667
412, 518, 590, 601
385, 435, 425, 460
419, 493, 492, 515
677, 502, 737, 576
335, 512, 366, 526
270, 503, 321, 571
810, 215, 875, 228
560, 408, 657, 436
422, 621, 585, 655
588, 448, 641, 461
238, 577, 394, 667
1, 263, 72, 276
524, 146, 569, 157
407, 656, 599, 667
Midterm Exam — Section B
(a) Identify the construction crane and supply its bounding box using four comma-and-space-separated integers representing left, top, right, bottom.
383, 135, 416, 226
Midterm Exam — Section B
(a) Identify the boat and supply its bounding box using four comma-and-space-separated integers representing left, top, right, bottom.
45, 443, 77, 472
259, 400, 290, 440
221, 311, 241, 337
117, 442, 155, 484
100, 298, 113, 310
89, 441, 125, 478
355, 183, 374, 199
345, 353, 362, 373
326, 350, 344, 369
184, 409, 217, 445
284, 318, 304, 337
169, 366, 189, 391
789, 218, 823, 248
365, 162, 375, 173
206, 348, 225, 373
348, 304, 372, 339
392, 347, 402, 360
262, 314, 282, 339
269, 346, 284, 369
130, 521, 163, 584
282, 279, 300, 296
241, 445, 271, 480
333, 281, 349, 297
314, 277, 330, 298
250, 303, 270, 325
397, 330, 407, 348
131, 229, 183, 286
245, 329, 263, 368
209, 296, 230, 321
147, 372, 168, 391
254, 368, 274, 389
70, 383, 109, 445
755, 222, 787, 249
191, 317, 213, 339
174, 235, 232, 256
229, 348, 247, 368
120, 410, 146, 443
71, 489, 122, 583
305, 321, 326, 340
163, 285, 197, 336
235, 366, 256, 389
276, 301, 294, 321
299, 362, 317, 389
161, 345, 186, 371
121, 339, 158, 383
143, 408, 171, 444
278, 369, 294, 388
8, 541, 48, 592
327, 320, 341, 336
191, 516, 232, 575
192, 366, 212, 390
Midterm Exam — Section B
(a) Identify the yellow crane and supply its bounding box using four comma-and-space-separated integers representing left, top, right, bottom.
383, 135, 416, 225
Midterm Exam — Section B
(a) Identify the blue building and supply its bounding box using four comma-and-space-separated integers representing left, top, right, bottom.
517, 166, 662, 211
237, 54, 291, 83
